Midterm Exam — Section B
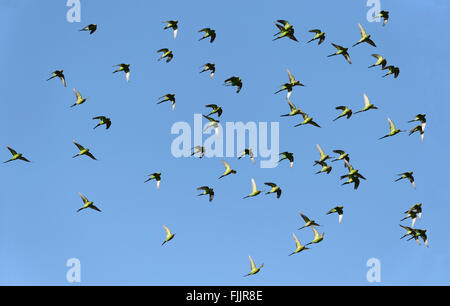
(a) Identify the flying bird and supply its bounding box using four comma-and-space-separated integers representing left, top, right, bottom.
199, 63, 215, 79
157, 48, 173, 63
112, 64, 130, 82
243, 255, 264, 277
307, 29, 325, 45
205, 104, 223, 117
328, 43, 351, 64
274, 69, 305, 99
305, 226, 324, 246
405, 203, 423, 220
161, 225, 175, 246
340, 160, 367, 181
203, 115, 220, 136
145, 172, 162, 190
224, 76, 242, 93
243, 178, 262, 199
79, 24, 97, 34
289, 233, 309, 256
401, 209, 418, 227
197, 186, 214, 202
198, 28, 216, 43
315, 161, 332, 175
72, 140, 97, 160
76, 193, 101, 212
47, 70, 66, 87
382, 66, 400, 78
368, 54, 387, 69
327, 206, 344, 224
278, 152, 294, 168
273, 20, 298, 42
333, 106, 353, 121
238, 148, 255, 164
341, 175, 361, 190
157, 94, 176, 111
294, 112, 321, 128
191, 146, 206, 158
377, 10, 389, 26
352, 23, 376, 47
298, 210, 320, 230
162, 20, 178, 39
354, 93, 378, 114
313, 144, 332, 166
219, 160, 237, 179
70, 88, 88, 108
332, 150, 350, 163
281, 98, 304, 117
395, 172, 416, 189
3, 146, 30, 163
408, 114, 426, 124
264, 182, 282, 199
379, 118, 405, 140
92, 116, 111, 130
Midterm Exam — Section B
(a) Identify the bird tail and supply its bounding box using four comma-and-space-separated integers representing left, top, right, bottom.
306, 38, 314, 44
327, 54, 337, 57
93, 124, 100, 130
72, 154, 78, 158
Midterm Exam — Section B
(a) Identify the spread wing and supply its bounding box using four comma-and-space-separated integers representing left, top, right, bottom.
388, 118, 395, 132
316, 144, 325, 158
73, 88, 82, 99
363, 93, 370, 107
222, 160, 231, 171
287, 69, 295, 83
311, 226, 320, 239
73, 140, 85, 151
6, 146, 17, 156
293, 233, 301, 248
299, 211, 310, 223
78, 192, 88, 204
163, 225, 171, 237
248, 255, 256, 270
358, 23, 366, 37
251, 178, 258, 193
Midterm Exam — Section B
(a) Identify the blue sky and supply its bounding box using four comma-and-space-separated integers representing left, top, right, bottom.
1, 0, 450, 285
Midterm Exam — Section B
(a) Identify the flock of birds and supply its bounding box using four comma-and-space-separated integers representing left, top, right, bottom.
5, 9, 430, 278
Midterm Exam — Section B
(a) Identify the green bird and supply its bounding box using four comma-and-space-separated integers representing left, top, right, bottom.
401, 209, 418, 227
47, 70, 66, 87
112, 64, 130, 82
243, 178, 262, 199
281, 98, 304, 117
4, 146, 30, 163
408, 114, 426, 124
328, 43, 351, 64
203, 115, 220, 136
191, 146, 206, 158
224, 76, 242, 93
313, 144, 332, 166
273, 20, 298, 42
289, 233, 309, 256
352, 23, 376, 47
278, 152, 294, 168
377, 10, 389, 27
238, 148, 255, 164
79, 24, 97, 34
341, 160, 367, 181
298, 210, 320, 230
205, 104, 223, 117
368, 54, 387, 69
157, 94, 176, 111
219, 160, 237, 179
145, 172, 161, 190
264, 182, 282, 199
379, 118, 405, 140
274, 69, 305, 99
341, 175, 360, 190
315, 161, 332, 175
327, 206, 344, 224
244, 255, 264, 277
415, 229, 429, 248
395, 172, 416, 189
197, 186, 214, 202
305, 226, 324, 246
76, 192, 101, 212
198, 28, 216, 43
409, 125, 425, 142
307, 29, 325, 45
72, 140, 97, 160
157, 48, 173, 63
162, 225, 175, 246
92, 116, 111, 130
333, 106, 353, 121
400, 225, 416, 240
405, 203, 423, 220
200, 63, 215, 79
382, 65, 400, 78
162, 20, 178, 39
70, 88, 88, 108
294, 112, 321, 128
332, 150, 350, 163
354, 93, 378, 114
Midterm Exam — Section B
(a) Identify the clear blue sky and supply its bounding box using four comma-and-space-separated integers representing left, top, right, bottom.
1, 0, 449, 285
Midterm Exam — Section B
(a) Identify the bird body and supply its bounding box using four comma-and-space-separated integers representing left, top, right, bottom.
315, 161, 332, 175
305, 226, 324, 246
203, 115, 220, 136
79, 24, 97, 34
198, 28, 216, 43
77, 193, 101, 212
47, 70, 66, 87
327, 206, 344, 224
93, 116, 111, 130
162, 225, 175, 245
157, 94, 176, 111
328, 43, 351, 64
112, 64, 130, 82
275, 69, 304, 98
163, 20, 178, 39
219, 160, 236, 179
298, 211, 320, 230
289, 233, 309, 256
238, 148, 255, 164
379, 118, 405, 140
395, 172, 416, 189
191, 146, 206, 158
244, 255, 264, 277
294, 113, 321, 128
333, 106, 352, 121
355, 93, 378, 114
307, 29, 325, 45
4, 146, 30, 163
71, 88, 88, 107
314, 144, 331, 165
273, 20, 298, 42
72, 140, 97, 160
205, 104, 223, 117
197, 186, 214, 202
382, 66, 400, 78
278, 152, 294, 168
157, 48, 173, 63
377, 10, 389, 26
369, 54, 387, 69
264, 182, 282, 198
332, 150, 350, 163
145, 172, 161, 190
224, 76, 242, 93
352, 23, 376, 47
281, 98, 304, 117
200, 63, 215, 79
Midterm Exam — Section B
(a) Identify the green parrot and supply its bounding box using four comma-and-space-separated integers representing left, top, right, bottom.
379, 118, 405, 140
400, 225, 416, 240
278, 152, 294, 168
377, 10, 389, 26
313, 144, 332, 166
333, 106, 353, 121
409, 125, 425, 142
79, 24, 97, 34
238, 148, 255, 164
162, 225, 175, 246
281, 98, 304, 117
315, 161, 332, 175
352, 23, 376, 47
145, 172, 161, 190
157, 48, 173, 63
382, 66, 400, 78
157, 94, 176, 111
298, 210, 320, 230
112, 64, 130, 82
408, 114, 426, 124
243, 255, 264, 277
294, 112, 321, 128
200, 63, 215, 79
4, 146, 30, 163
219, 160, 237, 179
327, 206, 344, 224
289, 233, 309, 256
203, 115, 220, 136
76, 192, 101, 212
341, 160, 367, 181
274, 69, 304, 99
162, 20, 178, 39
47, 70, 66, 87
70, 88, 88, 108
72, 140, 97, 160
332, 150, 350, 163
395, 172, 416, 189
92, 116, 111, 130
243, 178, 261, 199
224, 76, 242, 93
328, 43, 351, 64
191, 146, 206, 158
415, 229, 429, 247
405, 203, 422, 220
264, 182, 282, 199
354, 93, 378, 114
198, 28, 216, 43
341, 175, 360, 190
205, 104, 223, 117
305, 226, 324, 246
307, 29, 325, 45
197, 186, 214, 202
273, 20, 298, 42
368, 54, 387, 69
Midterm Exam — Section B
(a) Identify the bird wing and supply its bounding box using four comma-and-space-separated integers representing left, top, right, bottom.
78, 192, 88, 204
251, 178, 258, 193
309, 29, 321, 34
311, 226, 320, 239
157, 48, 169, 53
6, 146, 17, 156
222, 160, 231, 171
333, 150, 345, 154
363, 93, 370, 107
85, 151, 97, 160
277, 20, 289, 27
372, 54, 382, 60
299, 211, 310, 223
286, 98, 297, 112
198, 28, 209, 32
293, 233, 301, 248
316, 144, 325, 159
388, 118, 396, 132
358, 23, 366, 37
89, 204, 101, 212
248, 255, 256, 270
163, 225, 171, 237
287, 69, 295, 83
93, 116, 106, 120
264, 182, 276, 187
335, 106, 347, 110
73, 88, 82, 99
73, 141, 85, 151
197, 186, 209, 191
344, 53, 352, 64
331, 43, 341, 50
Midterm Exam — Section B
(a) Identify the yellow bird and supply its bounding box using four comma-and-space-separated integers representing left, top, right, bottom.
289, 233, 309, 256
162, 225, 175, 246
243, 178, 262, 199
243, 255, 264, 277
